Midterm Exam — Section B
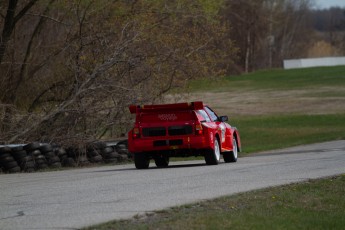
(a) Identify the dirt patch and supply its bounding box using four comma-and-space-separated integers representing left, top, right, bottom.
165, 87, 345, 116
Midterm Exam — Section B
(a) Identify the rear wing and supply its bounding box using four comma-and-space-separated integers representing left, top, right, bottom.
129, 101, 204, 114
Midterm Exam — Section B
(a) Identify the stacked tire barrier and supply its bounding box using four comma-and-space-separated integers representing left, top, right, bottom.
0, 140, 129, 174
13, 145, 35, 173
45, 146, 62, 167
56, 148, 77, 167
0, 146, 20, 173
115, 140, 131, 161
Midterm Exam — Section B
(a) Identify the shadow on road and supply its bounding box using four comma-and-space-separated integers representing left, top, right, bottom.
90, 162, 207, 173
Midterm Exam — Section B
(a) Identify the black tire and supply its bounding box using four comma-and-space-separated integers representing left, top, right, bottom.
18, 156, 33, 163
24, 142, 40, 152
50, 162, 62, 168
103, 152, 121, 159
61, 158, 77, 167
4, 161, 19, 169
77, 156, 89, 166
48, 156, 60, 165
58, 154, 68, 161
134, 153, 150, 169
90, 155, 103, 163
20, 161, 35, 169
44, 151, 56, 158
118, 149, 129, 155
115, 143, 127, 152
55, 148, 67, 156
11, 145, 24, 152
37, 163, 48, 170
154, 155, 169, 168
223, 138, 238, 163
87, 150, 101, 158
40, 144, 53, 153
12, 150, 27, 160
0, 146, 12, 154
101, 147, 114, 155
30, 149, 42, 157
88, 141, 106, 150
118, 154, 129, 161
34, 154, 46, 160
0, 156, 15, 163
205, 138, 221, 165
0, 153, 11, 158
8, 166, 21, 173
35, 159, 46, 165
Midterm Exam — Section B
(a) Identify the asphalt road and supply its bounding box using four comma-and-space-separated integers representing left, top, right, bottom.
0, 140, 344, 230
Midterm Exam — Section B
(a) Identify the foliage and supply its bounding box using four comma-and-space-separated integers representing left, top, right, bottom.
0, 0, 236, 145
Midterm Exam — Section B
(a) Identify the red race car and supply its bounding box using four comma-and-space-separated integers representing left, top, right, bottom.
128, 101, 241, 169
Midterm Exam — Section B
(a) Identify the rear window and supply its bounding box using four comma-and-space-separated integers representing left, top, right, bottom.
196, 110, 211, 122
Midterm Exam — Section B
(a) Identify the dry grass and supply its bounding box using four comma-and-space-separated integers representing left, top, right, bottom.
166, 86, 345, 116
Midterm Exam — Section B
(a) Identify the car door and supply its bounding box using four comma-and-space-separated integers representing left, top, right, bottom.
204, 106, 231, 150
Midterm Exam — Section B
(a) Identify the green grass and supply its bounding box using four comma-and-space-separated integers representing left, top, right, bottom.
184, 66, 345, 153
187, 66, 345, 92
233, 114, 345, 153
85, 175, 345, 230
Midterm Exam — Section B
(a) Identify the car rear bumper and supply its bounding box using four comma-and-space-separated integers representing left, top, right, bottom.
128, 135, 211, 153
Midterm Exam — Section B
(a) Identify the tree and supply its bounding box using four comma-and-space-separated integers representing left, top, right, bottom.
0, 0, 38, 63
221, 0, 314, 71
0, 0, 237, 145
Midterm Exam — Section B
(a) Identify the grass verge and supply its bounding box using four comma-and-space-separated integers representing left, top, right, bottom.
85, 174, 345, 230
187, 66, 345, 92
233, 113, 345, 153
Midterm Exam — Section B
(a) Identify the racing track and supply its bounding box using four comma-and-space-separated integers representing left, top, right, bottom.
0, 140, 345, 230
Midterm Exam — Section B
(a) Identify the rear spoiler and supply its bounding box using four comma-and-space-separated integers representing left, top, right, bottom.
129, 101, 204, 114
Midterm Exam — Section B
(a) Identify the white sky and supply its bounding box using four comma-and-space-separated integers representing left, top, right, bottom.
314, 0, 345, 9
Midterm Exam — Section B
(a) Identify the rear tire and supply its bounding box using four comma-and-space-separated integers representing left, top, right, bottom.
134, 153, 150, 169
224, 138, 238, 163
205, 138, 220, 165
154, 155, 169, 168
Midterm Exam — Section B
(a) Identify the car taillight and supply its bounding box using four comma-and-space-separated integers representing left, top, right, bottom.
195, 124, 203, 135
133, 127, 140, 138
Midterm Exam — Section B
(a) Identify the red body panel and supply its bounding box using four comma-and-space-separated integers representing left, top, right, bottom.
128, 101, 241, 158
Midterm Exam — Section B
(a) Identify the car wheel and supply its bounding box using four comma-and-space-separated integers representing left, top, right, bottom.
134, 153, 150, 169
154, 155, 169, 168
224, 138, 238, 163
205, 138, 220, 165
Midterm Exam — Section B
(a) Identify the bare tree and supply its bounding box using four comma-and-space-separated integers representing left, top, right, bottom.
221, 0, 314, 71
0, 0, 237, 145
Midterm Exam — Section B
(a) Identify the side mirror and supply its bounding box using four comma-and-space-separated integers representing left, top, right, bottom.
219, 116, 228, 122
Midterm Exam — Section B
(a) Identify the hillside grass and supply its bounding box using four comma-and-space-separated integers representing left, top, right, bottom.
188, 66, 345, 92
187, 66, 345, 153
85, 175, 345, 230
233, 114, 345, 153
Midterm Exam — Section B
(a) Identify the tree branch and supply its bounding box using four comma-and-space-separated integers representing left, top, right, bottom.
26, 12, 68, 25
14, 0, 38, 24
